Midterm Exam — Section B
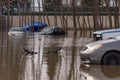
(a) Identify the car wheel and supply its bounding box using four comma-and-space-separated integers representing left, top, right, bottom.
102, 51, 120, 65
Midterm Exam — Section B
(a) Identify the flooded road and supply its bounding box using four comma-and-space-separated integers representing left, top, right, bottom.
0, 31, 120, 80
80, 65, 120, 80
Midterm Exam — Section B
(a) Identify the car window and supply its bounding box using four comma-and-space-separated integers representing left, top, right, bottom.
10, 27, 23, 31
44, 28, 54, 34
55, 28, 62, 33
54, 28, 58, 32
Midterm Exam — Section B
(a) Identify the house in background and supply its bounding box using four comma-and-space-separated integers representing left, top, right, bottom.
62, 0, 117, 7
102, 0, 118, 7
1, 0, 118, 14
17, 0, 43, 13
30, 0, 43, 12
62, 0, 81, 6
2, 0, 43, 14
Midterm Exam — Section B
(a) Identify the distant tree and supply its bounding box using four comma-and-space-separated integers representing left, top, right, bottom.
44, 0, 61, 11
81, 0, 102, 7
81, 0, 93, 7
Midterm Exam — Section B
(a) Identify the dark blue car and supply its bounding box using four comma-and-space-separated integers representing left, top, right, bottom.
23, 21, 47, 32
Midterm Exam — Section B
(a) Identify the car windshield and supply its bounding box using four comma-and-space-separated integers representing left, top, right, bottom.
9, 27, 23, 31
55, 28, 62, 32
41, 27, 54, 33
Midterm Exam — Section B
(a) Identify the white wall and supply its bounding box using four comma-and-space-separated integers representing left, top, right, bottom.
102, 0, 118, 7
62, 0, 81, 6
30, 0, 43, 12
34, 0, 43, 12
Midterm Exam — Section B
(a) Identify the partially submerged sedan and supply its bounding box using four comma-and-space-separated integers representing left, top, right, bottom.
39, 27, 65, 35
93, 29, 120, 41
80, 35, 120, 65
8, 27, 24, 36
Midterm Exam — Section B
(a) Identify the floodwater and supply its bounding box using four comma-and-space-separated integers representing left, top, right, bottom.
0, 31, 120, 80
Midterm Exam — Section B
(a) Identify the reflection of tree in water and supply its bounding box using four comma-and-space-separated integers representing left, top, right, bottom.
46, 54, 59, 80
23, 33, 84, 80
68, 32, 79, 80
0, 35, 25, 80
68, 46, 77, 80
45, 36, 62, 80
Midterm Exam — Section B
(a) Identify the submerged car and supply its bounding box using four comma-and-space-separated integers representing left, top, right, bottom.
80, 35, 120, 65
8, 27, 24, 36
39, 27, 65, 35
93, 29, 120, 41
23, 21, 47, 32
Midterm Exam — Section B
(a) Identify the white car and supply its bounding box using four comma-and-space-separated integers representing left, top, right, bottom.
93, 29, 120, 41
80, 35, 120, 65
8, 27, 24, 36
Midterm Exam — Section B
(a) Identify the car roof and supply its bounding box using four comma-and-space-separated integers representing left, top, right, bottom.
44, 26, 61, 29
10, 27, 23, 29
93, 29, 120, 34
9, 27, 23, 31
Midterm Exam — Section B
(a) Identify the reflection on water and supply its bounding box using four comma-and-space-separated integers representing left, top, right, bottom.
22, 33, 83, 80
80, 65, 120, 80
101, 66, 120, 78
0, 31, 120, 80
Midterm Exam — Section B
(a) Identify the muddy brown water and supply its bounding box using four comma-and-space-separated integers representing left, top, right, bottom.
0, 31, 120, 80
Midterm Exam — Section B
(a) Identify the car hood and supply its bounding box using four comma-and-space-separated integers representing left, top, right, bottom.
86, 38, 118, 47
93, 29, 120, 34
